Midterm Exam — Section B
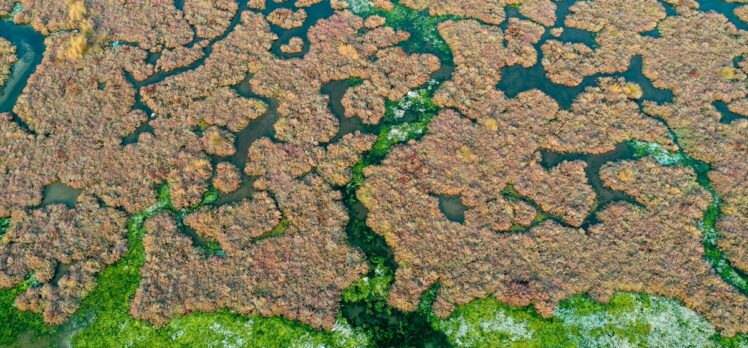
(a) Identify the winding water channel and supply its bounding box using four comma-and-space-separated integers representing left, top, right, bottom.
0, 17, 44, 120
0, 0, 747, 346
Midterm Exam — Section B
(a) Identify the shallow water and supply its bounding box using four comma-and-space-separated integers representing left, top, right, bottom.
41, 182, 82, 208
699, 0, 748, 30
321, 79, 373, 142
714, 101, 745, 124
1, 0, 747, 347
0, 19, 44, 115
540, 142, 641, 228
436, 194, 467, 224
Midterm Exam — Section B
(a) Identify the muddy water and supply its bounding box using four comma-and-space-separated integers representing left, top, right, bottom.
436, 194, 467, 223
41, 182, 83, 208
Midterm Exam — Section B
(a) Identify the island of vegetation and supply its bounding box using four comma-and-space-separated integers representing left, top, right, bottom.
0, 0, 747, 347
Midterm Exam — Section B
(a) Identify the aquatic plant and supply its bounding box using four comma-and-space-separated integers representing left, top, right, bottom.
435, 293, 748, 348
630, 141, 748, 294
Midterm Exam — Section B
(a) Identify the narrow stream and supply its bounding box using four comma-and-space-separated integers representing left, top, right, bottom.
0, 18, 44, 115
1, 0, 747, 347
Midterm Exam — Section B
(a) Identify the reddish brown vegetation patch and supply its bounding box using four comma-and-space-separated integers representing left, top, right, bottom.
0, 195, 127, 324
0, 38, 15, 87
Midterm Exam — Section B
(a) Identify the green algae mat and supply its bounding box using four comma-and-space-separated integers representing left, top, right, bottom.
1, 0, 748, 347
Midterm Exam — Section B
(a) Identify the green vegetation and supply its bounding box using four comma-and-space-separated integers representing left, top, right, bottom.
0, 280, 59, 346
341, 69, 450, 347
67, 186, 370, 347
0, 186, 369, 347
0, 216, 8, 237
344, 0, 454, 61
434, 293, 748, 348
343, 258, 392, 304
630, 141, 748, 294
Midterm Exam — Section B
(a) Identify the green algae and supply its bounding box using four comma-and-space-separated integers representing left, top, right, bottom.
434, 293, 748, 348
630, 141, 748, 295
0, 280, 59, 346
343, 0, 453, 61
343, 258, 393, 304
65, 186, 370, 348
0, 185, 369, 347
340, 70, 450, 347
0, 216, 8, 237
0, 217, 56, 345
3, 2, 748, 347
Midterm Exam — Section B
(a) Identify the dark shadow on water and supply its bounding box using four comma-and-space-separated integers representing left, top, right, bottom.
539, 142, 643, 228
50, 263, 70, 286
41, 182, 82, 208
435, 194, 467, 224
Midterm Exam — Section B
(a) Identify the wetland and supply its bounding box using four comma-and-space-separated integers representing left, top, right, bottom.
1, 0, 748, 347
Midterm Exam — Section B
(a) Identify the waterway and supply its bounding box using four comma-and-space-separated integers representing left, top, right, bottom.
0, 17, 44, 132
1, 0, 747, 347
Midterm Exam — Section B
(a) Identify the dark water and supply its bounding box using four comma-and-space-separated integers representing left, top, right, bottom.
0, 19, 44, 118
320, 79, 373, 142
435, 194, 467, 223
265, 0, 333, 57
499, 0, 674, 109
195, 77, 281, 206
50, 263, 71, 286
121, 118, 155, 145
499, 54, 672, 109
714, 101, 745, 124
1, 0, 746, 347
540, 142, 641, 228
